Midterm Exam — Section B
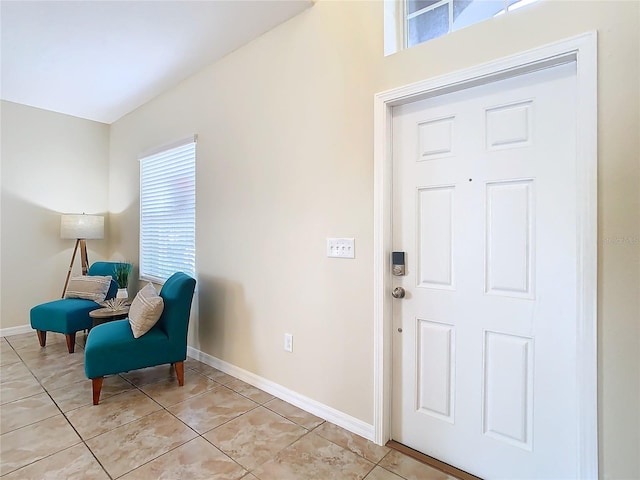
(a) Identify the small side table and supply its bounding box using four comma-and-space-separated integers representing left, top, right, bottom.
89, 306, 130, 328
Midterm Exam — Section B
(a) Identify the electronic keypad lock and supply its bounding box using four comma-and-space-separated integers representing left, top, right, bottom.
392, 251, 406, 276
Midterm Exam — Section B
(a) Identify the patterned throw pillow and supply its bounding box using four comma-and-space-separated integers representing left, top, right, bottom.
128, 283, 164, 338
65, 276, 112, 302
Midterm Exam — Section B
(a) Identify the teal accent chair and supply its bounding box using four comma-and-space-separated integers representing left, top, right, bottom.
30, 262, 124, 354
84, 272, 196, 405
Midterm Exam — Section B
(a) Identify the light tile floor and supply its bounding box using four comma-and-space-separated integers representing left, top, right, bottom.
0, 332, 459, 480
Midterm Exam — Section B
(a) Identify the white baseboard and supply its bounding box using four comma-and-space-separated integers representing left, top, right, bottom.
187, 346, 375, 442
0, 324, 32, 337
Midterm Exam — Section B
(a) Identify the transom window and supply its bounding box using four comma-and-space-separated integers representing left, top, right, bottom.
385, 0, 541, 54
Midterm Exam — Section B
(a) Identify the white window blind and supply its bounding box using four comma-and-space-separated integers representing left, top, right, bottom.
139, 138, 196, 283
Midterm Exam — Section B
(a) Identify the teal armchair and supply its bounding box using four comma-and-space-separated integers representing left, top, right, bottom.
30, 261, 124, 353
84, 272, 196, 405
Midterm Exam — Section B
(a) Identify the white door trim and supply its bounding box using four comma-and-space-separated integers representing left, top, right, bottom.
373, 32, 598, 477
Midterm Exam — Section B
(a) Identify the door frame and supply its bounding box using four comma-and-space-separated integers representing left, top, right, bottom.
373, 32, 598, 477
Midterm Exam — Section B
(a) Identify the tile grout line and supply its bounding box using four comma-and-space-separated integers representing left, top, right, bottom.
107, 364, 258, 479
123, 363, 325, 479
94, 363, 261, 478
2, 336, 115, 479
5, 337, 294, 478
3, 340, 421, 480
5, 335, 172, 480
179, 361, 401, 480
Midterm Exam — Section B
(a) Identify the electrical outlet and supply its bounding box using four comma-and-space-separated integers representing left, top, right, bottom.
327, 238, 355, 258
284, 333, 293, 353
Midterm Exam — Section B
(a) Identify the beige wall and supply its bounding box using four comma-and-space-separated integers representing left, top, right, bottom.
1, 0, 637, 477
0, 101, 110, 330
110, 1, 639, 477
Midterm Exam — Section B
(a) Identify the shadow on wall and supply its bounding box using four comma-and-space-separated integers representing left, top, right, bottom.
0, 190, 110, 329
108, 208, 140, 295
189, 274, 256, 373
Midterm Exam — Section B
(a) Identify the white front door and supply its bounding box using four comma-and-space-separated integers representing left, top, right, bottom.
391, 63, 579, 479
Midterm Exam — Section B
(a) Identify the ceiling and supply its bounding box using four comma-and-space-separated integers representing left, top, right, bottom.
0, 0, 313, 124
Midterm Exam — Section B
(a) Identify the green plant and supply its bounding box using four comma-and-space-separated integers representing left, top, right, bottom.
114, 262, 132, 288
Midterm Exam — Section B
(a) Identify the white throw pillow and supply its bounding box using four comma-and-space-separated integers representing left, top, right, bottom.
65, 275, 112, 302
128, 283, 164, 338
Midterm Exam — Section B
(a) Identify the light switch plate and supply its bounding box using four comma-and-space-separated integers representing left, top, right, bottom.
284, 333, 293, 353
327, 238, 355, 258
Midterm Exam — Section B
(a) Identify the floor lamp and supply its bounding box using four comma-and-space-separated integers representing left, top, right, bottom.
61, 214, 104, 298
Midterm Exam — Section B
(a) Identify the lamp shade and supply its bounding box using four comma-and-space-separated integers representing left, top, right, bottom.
60, 214, 104, 240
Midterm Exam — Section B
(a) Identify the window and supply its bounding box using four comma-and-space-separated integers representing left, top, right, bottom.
384, 0, 541, 54
139, 137, 196, 283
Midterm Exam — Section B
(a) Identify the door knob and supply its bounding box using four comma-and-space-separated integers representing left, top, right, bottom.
392, 287, 406, 299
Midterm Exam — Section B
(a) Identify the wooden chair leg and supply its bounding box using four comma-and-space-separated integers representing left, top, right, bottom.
92, 377, 104, 405
175, 361, 185, 386
65, 333, 76, 353
36, 330, 46, 347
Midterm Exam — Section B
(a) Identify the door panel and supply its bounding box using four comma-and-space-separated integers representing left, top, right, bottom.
391, 63, 578, 479
482, 331, 533, 451
417, 319, 455, 421
485, 179, 534, 297
418, 186, 455, 288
